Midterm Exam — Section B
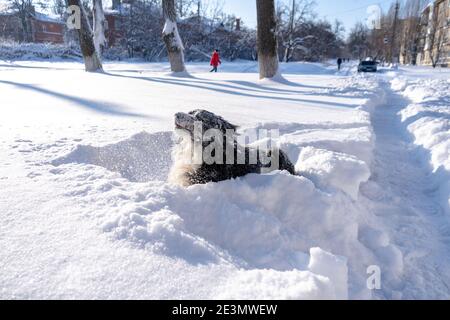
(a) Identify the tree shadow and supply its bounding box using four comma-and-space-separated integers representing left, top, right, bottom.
228, 79, 329, 93
0, 79, 150, 118
0, 63, 77, 71
104, 72, 360, 110
402, 110, 450, 127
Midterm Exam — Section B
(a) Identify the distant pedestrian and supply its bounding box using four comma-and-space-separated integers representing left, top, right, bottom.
337, 58, 343, 71
210, 49, 221, 73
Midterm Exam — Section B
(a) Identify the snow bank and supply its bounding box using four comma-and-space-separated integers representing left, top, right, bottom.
392, 78, 450, 214
1, 59, 402, 298
308, 248, 348, 299
52, 132, 173, 182
0, 40, 81, 60
53, 154, 358, 299
98, 172, 344, 270
42, 73, 391, 299
50, 90, 397, 299
218, 269, 336, 300
219, 247, 348, 300
296, 147, 370, 200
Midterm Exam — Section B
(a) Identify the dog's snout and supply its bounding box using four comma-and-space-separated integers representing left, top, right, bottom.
174, 112, 196, 131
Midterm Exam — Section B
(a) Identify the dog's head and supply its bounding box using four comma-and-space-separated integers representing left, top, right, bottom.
174, 109, 238, 137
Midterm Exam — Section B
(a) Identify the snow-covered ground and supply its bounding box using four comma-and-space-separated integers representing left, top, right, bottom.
0, 60, 449, 299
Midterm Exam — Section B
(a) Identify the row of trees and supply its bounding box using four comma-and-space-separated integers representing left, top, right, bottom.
3, 0, 345, 72
4, 0, 348, 76
347, 0, 448, 67
60, 0, 346, 78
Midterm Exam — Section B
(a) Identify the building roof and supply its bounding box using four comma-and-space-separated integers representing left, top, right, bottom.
0, 5, 64, 24
32, 12, 64, 24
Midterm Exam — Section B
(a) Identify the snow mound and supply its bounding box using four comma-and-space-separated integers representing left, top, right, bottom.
393, 78, 450, 172
52, 132, 173, 182
296, 147, 371, 200
102, 172, 334, 270
218, 269, 336, 300
279, 127, 374, 166
308, 247, 348, 299
62, 158, 387, 299
219, 247, 349, 300
390, 77, 408, 91
47, 76, 391, 299
392, 78, 450, 215
54, 157, 364, 298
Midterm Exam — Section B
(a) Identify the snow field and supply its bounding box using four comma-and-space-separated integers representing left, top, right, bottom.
0, 61, 413, 299
47, 72, 399, 299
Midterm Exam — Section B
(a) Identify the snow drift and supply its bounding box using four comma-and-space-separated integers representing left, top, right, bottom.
392, 78, 450, 215
49, 79, 402, 299
52, 132, 173, 182
1, 59, 414, 299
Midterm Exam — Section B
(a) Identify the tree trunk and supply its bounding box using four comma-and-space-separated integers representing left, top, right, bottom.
256, 0, 280, 79
19, 15, 28, 42
93, 0, 107, 56
68, 0, 103, 72
162, 0, 186, 73
283, 47, 290, 63
19, 12, 32, 43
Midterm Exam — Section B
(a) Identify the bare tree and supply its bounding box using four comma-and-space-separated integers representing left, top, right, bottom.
175, 0, 197, 17
256, 0, 279, 79
6, 0, 39, 42
202, 0, 225, 22
68, 0, 103, 72
162, 0, 186, 73
347, 22, 370, 60
93, 0, 106, 55
278, 0, 315, 62
52, 0, 67, 16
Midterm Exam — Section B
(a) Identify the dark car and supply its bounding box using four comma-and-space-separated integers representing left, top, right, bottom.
358, 61, 378, 73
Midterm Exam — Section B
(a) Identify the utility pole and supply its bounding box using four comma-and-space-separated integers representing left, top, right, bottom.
390, 0, 400, 64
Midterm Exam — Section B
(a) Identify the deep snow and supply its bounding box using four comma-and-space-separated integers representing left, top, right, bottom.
0, 60, 449, 299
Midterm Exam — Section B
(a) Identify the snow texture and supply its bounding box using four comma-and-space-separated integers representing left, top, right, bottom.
163, 19, 185, 51
1, 60, 449, 299
392, 76, 450, 216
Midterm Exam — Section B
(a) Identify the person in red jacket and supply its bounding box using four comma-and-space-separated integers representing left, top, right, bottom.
210, 49, 221, 72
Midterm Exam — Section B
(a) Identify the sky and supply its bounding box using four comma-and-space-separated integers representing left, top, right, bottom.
222, 0, 395, 34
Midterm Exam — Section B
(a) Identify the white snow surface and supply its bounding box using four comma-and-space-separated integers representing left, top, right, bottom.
391, 75, 450, 217
1, 60, 450, 299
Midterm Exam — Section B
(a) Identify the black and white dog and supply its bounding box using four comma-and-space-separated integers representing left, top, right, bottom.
169, 109, 295, 186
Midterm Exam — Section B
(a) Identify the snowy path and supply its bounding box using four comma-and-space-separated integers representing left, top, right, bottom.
362, 81, 450, 299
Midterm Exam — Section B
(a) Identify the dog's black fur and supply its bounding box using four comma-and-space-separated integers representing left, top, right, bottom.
169, 110, 296, 186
